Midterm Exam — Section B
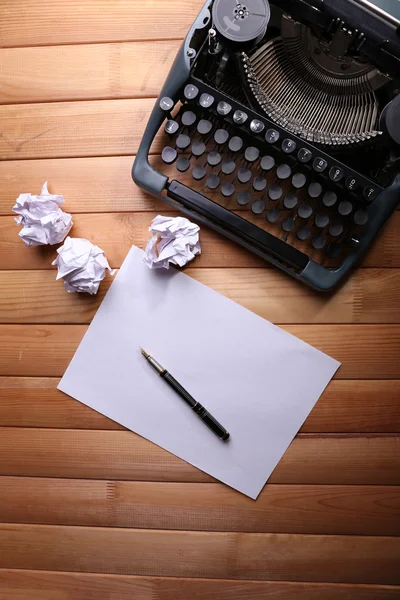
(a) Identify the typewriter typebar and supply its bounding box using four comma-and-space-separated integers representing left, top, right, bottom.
132, 0, 400, 291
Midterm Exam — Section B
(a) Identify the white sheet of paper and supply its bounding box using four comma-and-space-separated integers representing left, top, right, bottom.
59, 245, 340, 499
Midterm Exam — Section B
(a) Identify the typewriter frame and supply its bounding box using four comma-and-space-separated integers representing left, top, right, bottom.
132, 0, 400, 291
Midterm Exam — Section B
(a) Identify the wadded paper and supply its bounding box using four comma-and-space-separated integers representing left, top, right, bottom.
59, 245, 340, 499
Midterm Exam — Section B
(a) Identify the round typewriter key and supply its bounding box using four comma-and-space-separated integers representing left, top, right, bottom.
214, 129, 229, 145
315, 213, 330, 228
345, 176, 359, 192
282, 217, 295, 232
197, 119, 213, 135
329, 166, 344, 182
191, 141, 206, 157
184, 84, 199, 100
298, 148, 312, 163
253, 177, 267, 192
228, 136, 243, 152
312, 235, 326, 249
251, 199, 265, 215
237, 191, 251, 206
267, 207, 280, 223
206, 174, 220, 189
217, 101, 232, 116
284, 194, 298, 209
354, 209, 368, 226
192, 165, 206, 180
313, 157, 328, 173
329, 221, 344, 237
292, 173, 306, 189
297, 226, 311, 241
276, 164, 291, 179
233, 110, 248, 125
364, 186, 378, 202
308, 182, 322, 198
159, 96, 174, 111
176, 134, 190, 149
250, 119, 265, 134
222, 159, 235, 175
199, 93, 214, 108
298, 202, 313, 219
326, 242, 343, 258
265, 128, 280, 144
176, 156, 190, 172
181, 111, 196, 127
207, 151, 221, 166
282, 139, 296, 154
161, 146, 177, 164
338, 200, 353, 216
322, 190, 337, 207
221, 182, 235, 197
164, 119, 179, 135
269, 185, 282, 201
237, 168, 251, 183
245, 146, 260, 162
260, 155, 275, 171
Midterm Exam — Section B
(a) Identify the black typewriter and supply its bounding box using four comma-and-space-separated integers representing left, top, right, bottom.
132, 0, 400, 291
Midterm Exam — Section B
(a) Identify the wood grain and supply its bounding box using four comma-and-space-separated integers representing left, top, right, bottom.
1, 524, 399, 584
0, 429, 399, 484
1, 571, 399, 600
0, 0, 200, 47
0, 324, 399, 378
0, 41, 179, 103
2, 377, 399, 433
0, 99, 158, 160
1, 268, 400, 324
0, 477, 399, 536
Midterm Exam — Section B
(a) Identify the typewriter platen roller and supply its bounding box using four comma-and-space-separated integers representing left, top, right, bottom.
132, 0, 400, 291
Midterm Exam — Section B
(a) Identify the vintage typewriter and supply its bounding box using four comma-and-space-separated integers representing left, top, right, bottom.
132, 0, 400, 290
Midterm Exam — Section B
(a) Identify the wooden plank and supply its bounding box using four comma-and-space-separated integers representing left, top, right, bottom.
0, 324, 398, 378
0, 0, 200, 47
0, 477, 399, 536
1, 268, 400, 324
1, 210, 400, 270
0, 99, 159, 160
0, 429, 398, 484
1, 378, 400, 433
0, 524, 399, 583
1, 571, 399, 600
0, 41, 179, 103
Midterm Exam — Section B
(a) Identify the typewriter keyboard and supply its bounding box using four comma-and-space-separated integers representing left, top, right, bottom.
151, 79, 383, 268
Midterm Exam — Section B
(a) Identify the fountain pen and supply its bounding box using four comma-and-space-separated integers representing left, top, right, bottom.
140, 348, 230, 441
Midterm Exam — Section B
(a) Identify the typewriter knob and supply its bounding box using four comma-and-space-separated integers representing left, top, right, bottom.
212, 0, 270, 45
380, 95, 400, 145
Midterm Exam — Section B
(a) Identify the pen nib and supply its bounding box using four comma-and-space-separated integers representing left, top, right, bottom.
140, 347, 150, 359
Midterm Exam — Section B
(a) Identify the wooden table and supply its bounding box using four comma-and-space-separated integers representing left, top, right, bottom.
0, 1, 399, 598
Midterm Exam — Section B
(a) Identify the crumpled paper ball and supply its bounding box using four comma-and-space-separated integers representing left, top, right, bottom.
52, 237, 114, 294
12, 181, 73, 246
143, 214, 201, 269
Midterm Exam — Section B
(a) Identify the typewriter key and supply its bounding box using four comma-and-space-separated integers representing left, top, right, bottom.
308, 182, 322, 198
329, 166, 344, 182
176, 134, 190, 149
176, 157, 190, 172
181, 111, 197, 127
237, 168, 252, 184
298, 148, 312, 163
253, 177, 267, 192
229, 136, 244, 152
267, 208, 280, 223
312, 235, 326, 249
313, 157, 328, 173
322, 191, 337, 207
199, 93, 214, 108
282, 217, 295, 232
206, 174, 220, 189
217, 101, 232, 116
345, 176, 359, 192
364, 186, 378, 202
222, 159, 235, 175
245, 146, 260, 162
315, 213, 330, 228
159, 97, 174, 111
197, 119, 213, 135
214, 129, 229, 145
233, 110, 248, 125
184, 84, 199, 100
354, 209, 368, 226
298, 203, 313, 219
192, 141, 206, 156
250, 119, 265, 133
221, 183, 235, 197
192, 165, 206, 180
207, 152, 221, 166
276, 164, 291, 179
329, 222, 344, 237
282, 139, 296, 154
297, 226, 311, 241
269, 185, 282, 201
161, 146, 177, 164
251, 199, 265, 215
237, 191, 251, 206
292, 173, 306, 189
284, 194, 298, 209
338, 200, 353, 216
164, 120, 179, 135
260, 155, 275, 171
265, 129, 280, 144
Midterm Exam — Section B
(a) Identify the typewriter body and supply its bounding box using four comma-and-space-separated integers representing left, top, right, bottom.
132, 0, 400, 291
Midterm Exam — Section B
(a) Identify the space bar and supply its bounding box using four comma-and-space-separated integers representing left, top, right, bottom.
167, 181, 309, 271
